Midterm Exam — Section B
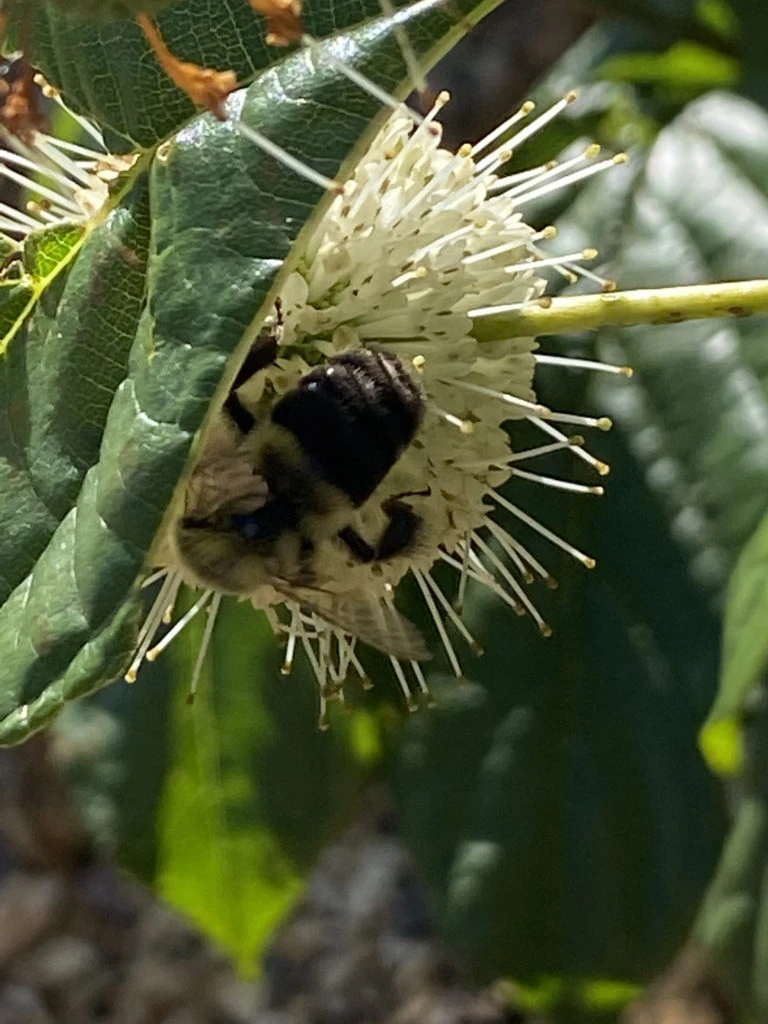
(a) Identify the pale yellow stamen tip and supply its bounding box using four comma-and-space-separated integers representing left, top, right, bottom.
586, 143, 601, 158
521, 100, 536, 114
597, 416, 613, 432
613, 153, 629, 165
582, 248, 598, 260
470, 641, 485, 656
620, 366, 634, 378
459, 420, 474, 435
124, 670, 137, 684
602, 279, 618, 293
539, 623, 553, 637
498, 148, 512, 163
406, 698, 418, 713
458, 143, 473, 157
565, 89, 579, 103
436, 90, 451, 105
318, 716, 330, 732
541, 226, 557, 240
569, 434, 585, 447
583, 556, 597, 569
412, 355, 426, 372
361, 676, 374, 691
545, 576, 559, 590
538, 296, 553, 309
545, 160, 558, 170
590, 486, 605, 496
280, 663, 292, 676
596, 461, 611, 477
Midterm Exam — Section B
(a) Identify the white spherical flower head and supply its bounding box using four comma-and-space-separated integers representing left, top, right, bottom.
231, 99, 545, 597
135, 92, 628, 725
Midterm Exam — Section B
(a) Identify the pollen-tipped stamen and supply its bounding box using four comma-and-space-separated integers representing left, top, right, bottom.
146, 589, 212, 662
497, 144, 601, 201
390, 656, 418, 711
529, 416, 611, 476
491, 490, 596, 568
482, 517, 532, 581
378, 0, 428, 94
420, 567, 484, 654
429, 402, 474, 433
474, 91, 577, 173
409, 659, 434, 705
303, 34, 423, 126
514, 153, 628, 207
187, 593, 221, 705
484, 516, 555, 587
413, 568, 463, 677
238, 122, 342, 194
535, 354, 632, 376
440, 376, 550, 418
125, 570, 183, 682
473, 532, 551, 635
509, 466, 604, 495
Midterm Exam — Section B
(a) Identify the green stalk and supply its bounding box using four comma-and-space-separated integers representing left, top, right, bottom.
472, 279, 768, 341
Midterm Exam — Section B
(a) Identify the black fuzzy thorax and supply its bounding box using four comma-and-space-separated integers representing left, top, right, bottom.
271, 351, 424, 507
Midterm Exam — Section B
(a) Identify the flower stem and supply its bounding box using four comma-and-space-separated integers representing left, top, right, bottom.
472, 279, 768, 341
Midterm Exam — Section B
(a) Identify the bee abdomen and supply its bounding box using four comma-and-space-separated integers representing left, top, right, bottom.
271, 350, 423, 507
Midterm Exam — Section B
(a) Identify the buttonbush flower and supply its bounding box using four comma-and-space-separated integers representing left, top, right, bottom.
136, 92, 628, 725
3, 71, 628, 726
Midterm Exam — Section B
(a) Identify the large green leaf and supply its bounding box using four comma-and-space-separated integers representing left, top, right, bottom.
56, 596, 372, 970
594, 92, 768, 596
707, 509, 768, 732
20, 0, 449, 149
393, 410, 725, 996
0, 0, 504, 745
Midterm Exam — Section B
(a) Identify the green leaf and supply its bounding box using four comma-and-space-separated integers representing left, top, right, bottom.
729, 0, 768, 107
20, 0, 464, 149
393, 415, 726, 990
589, 92, 768, 596
0, 0, 504, 745
705, 508, 768, 736
569, 92, 768, 750
64, 597, 369, 971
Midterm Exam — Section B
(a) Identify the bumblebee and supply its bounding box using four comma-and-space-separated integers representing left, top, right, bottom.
175, 332, 430, 661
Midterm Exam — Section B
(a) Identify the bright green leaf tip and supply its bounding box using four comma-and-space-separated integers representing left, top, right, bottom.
699, 716, 744, 777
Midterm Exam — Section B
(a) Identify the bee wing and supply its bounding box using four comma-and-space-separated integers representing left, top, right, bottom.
276, 585, 431, 663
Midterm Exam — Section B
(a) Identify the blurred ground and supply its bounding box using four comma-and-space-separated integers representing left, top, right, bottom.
0, 739, 538, 1024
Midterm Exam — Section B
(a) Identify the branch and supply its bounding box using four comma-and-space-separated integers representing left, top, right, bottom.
472, 280, 768, 342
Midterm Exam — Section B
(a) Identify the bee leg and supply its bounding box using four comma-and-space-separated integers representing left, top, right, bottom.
223, 329, 280, 433
375, 499, 422, 560
338, 526, 376, 563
